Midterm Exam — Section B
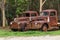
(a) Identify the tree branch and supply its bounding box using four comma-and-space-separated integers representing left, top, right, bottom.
42, 0, 46, 6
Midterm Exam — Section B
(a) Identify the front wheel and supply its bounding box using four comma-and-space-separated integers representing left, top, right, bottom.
41, 24, 48, 32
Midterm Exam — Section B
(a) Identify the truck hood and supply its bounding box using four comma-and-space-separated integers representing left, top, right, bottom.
14, 17, 28, 22
13, 16, 49, 24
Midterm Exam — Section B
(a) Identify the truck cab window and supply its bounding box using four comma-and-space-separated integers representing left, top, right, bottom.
50, 12, 56, 16
31, 13, 36, 17
40, 12, 48, 16
23, 13, 30, 17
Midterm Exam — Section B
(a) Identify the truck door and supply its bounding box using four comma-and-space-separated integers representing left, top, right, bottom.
30, 13, 38, 29
50, 11, 57, 26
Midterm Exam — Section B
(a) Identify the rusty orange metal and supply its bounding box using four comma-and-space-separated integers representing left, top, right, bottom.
10, 9, 59, 31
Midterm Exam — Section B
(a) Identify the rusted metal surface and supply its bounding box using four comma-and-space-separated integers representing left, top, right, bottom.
10, 9, 59, 31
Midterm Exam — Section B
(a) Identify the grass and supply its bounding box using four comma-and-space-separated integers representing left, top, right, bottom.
0, 29, 60, 37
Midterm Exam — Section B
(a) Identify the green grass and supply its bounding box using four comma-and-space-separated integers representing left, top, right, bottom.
0, 29, 60, 37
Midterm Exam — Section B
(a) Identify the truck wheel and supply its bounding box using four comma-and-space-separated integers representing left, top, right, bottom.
59, 26, 60, 30
41, 24, 48, 32
20, 23, 27, 31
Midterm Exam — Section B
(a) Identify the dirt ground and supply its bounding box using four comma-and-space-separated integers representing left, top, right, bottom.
0, 35, 60, 40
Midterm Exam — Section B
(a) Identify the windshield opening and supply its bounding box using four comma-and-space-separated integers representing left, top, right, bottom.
31, 13, 36, 17
23, 13, 30, 17
40, 12, 49, 16
50, 12, 56, 16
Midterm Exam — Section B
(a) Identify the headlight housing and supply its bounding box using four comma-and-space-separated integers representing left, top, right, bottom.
10, 22, 13, 24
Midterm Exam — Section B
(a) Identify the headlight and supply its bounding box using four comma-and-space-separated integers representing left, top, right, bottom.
10, 22, 12, 24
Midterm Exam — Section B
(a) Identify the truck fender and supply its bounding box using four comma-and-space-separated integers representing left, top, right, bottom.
41, 23, 49, 31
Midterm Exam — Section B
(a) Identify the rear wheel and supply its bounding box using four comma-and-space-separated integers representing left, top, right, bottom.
41, 24, 48, 32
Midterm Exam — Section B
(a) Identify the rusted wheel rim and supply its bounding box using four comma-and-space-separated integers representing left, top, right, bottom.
43, 26, 47, 32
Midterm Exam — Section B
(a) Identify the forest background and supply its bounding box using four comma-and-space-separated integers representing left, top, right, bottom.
0, 0, 60, 27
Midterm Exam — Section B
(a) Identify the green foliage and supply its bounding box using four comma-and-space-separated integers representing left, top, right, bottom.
5, 0, 16, 18
16, 0, 28, 14
4, 0, 60, 25
5, 0, 60, 18
43, 0, 59, 10
29, 0, 39, 11
0, 29, 60, 37
6, 0, 28, 18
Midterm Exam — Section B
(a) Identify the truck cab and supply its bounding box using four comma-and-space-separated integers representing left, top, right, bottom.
42, 9, 58, 26
41, 9, 58, 30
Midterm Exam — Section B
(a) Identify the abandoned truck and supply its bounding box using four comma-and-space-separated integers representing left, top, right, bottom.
10, 9, 60, 31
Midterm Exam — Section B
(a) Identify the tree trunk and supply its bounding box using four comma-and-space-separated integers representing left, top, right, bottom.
40, 0, 42, 12
1, 0, 6, 27
40, 0, 46, 12
1, 6, 5, 27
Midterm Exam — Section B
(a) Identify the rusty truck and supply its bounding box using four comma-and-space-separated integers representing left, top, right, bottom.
10, 9, 60, 32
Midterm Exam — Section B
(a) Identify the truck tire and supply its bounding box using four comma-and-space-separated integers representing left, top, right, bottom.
59, 26, 60, 30
41, 24, 48, 32
20, 23, 27, 31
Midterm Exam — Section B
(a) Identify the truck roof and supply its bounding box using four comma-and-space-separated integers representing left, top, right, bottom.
23, 11, 37, 13
43, 9, 57, 12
